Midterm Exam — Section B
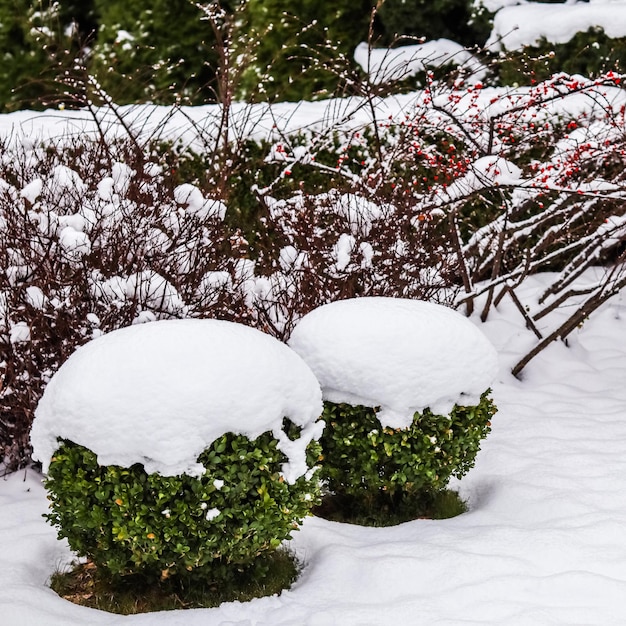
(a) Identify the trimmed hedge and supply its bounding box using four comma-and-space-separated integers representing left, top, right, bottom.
44, 430, 321, 584
319, 392, 496, 508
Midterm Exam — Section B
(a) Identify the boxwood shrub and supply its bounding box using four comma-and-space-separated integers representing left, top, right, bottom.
318, 391, 496, 514
44, 428, 321, 585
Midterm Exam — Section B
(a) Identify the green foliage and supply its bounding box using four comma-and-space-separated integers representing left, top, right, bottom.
44, 432, 321, 584
90, 0, 220, 104
497, 28, 626, 86
318, 392, 496, 507
0, 0, 86, 111
57, 0, 98, 34
376, 0, 492, 48
238, 0, 375, 101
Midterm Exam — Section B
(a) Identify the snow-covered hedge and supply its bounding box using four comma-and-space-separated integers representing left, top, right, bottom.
0, 131, 456, 471
3, 69, 626, 471
32, 319, 324, 582
44, 434, 321, 583
318, 395, 496, 514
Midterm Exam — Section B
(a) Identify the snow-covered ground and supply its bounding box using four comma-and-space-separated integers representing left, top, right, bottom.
3, 269, 626, 625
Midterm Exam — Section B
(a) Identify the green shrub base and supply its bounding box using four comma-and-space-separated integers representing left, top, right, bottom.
50, 548, 300, 614
313, 488, 467, 527
44, 432, 321, 584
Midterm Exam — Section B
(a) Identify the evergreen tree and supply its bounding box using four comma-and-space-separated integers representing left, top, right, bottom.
57, 0, 98, 39
0, 0, 90, 111
0, 0, 378, 108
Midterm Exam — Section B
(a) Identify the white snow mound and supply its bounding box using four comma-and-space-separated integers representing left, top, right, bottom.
31, 319, 324, 482
288, 297, 498, 429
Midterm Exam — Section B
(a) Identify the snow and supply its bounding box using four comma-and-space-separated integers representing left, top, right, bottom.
89, 271, 187, 316
487, 0, 626, 51
49, 165, 86, 198
333, 233, 356, 272
25, 286, 46, 310
288, 297, 498, 428
355, 1, 626, 84
125, 270, 186, 315
111, 162, 133, 195
30, 318, 324, 482
19, 178, 43, 204
330, 192, 392, 237
173, 184, 227, 220
1, 80, 624, 160
58, 226, 91, 259
9, 321, 31, 344
5, 269, 626, 623
204, 508, 221, 522
442, 155, 524, 203
353, 40, 487, 84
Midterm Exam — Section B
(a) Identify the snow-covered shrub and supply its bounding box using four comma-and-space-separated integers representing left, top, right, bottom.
0, 138, 242, 473
254, 188, 459, 337
31, 319, 324, 583
289, 297, 498, 517
44, 433, 320, 583
4, 66, 626, 474
0, 123, 461, 472
486, 2, 626, 86
319, 395, 496, 510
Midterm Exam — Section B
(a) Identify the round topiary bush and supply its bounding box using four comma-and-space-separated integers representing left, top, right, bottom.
31, 319, 324, 588
288, 297, 498, 523
44, 431, 320, 585
318, 395, 496, 521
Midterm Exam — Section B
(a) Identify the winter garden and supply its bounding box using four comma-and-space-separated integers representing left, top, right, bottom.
3, 0, 626, 623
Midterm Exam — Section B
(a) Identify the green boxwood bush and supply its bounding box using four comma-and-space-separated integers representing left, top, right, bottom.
44, 428, 321, 585
318, 391, 496, 512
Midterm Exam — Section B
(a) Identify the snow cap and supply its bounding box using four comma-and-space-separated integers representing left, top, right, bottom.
288, 297, 498, 429
31, 319, 323, 482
